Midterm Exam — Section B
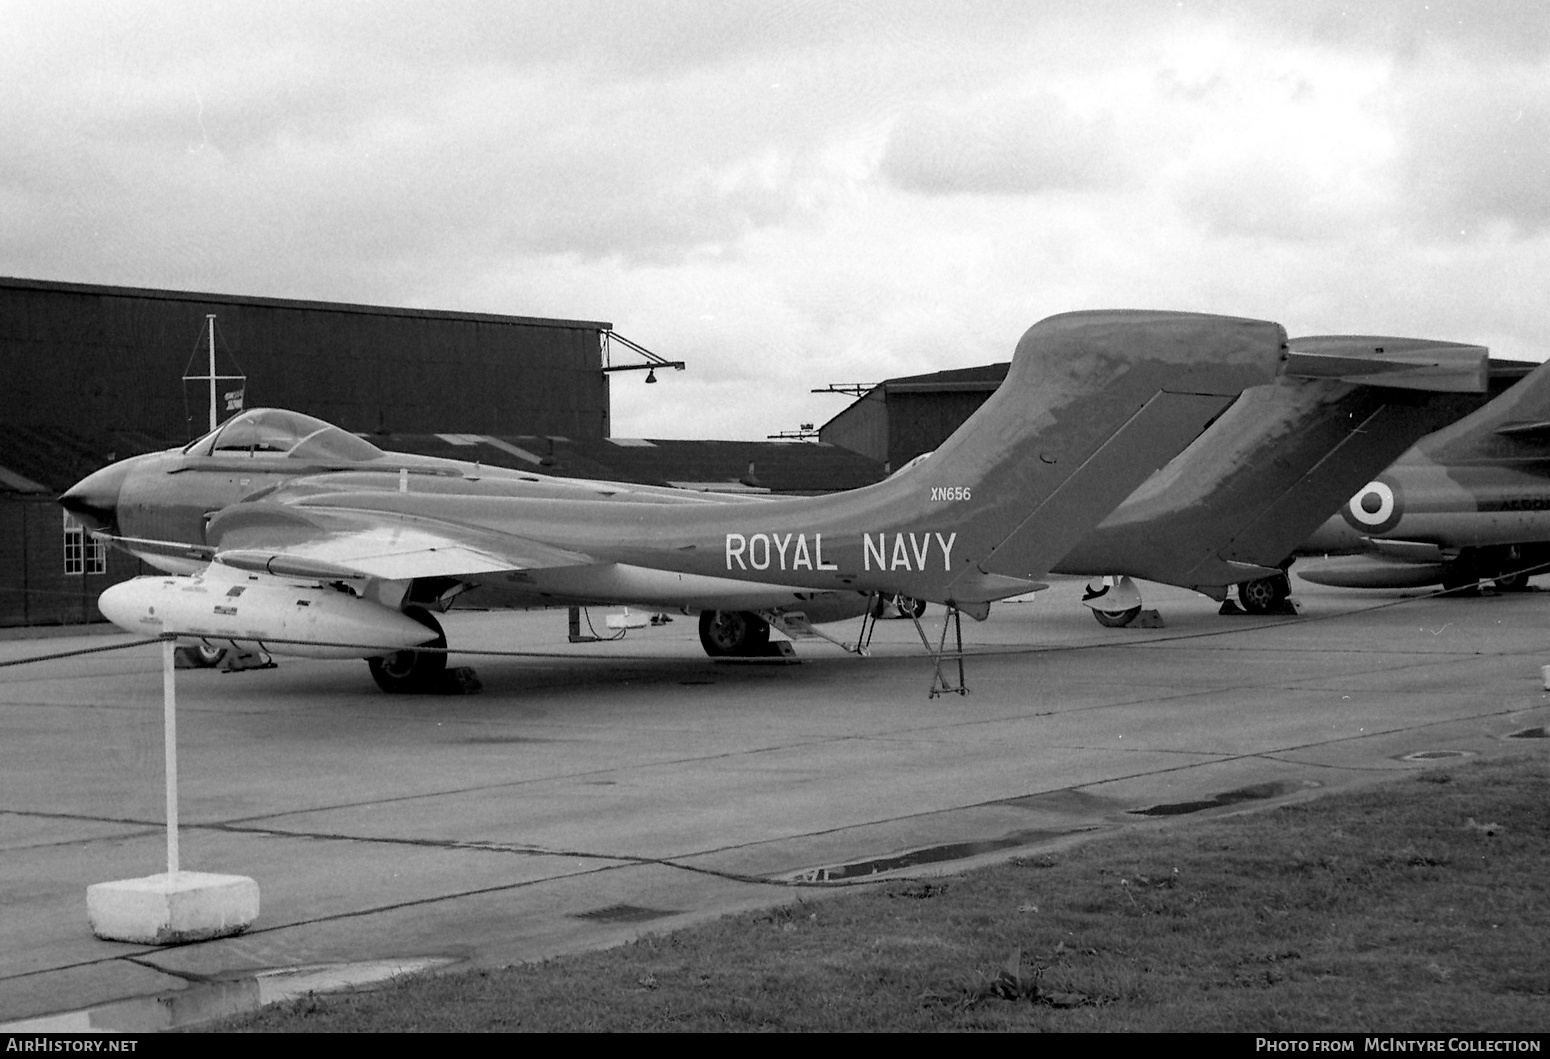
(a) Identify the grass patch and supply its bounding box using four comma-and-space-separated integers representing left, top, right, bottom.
215, 755, 1550, 1032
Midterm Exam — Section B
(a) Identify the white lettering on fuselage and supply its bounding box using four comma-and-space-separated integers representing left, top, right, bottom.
725, 532, 956, 573
726, 533, 839, 572
863, 532, 956, 572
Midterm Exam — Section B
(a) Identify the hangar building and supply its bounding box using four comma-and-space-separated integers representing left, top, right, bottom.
817, 362, 1009, 472
0, 276, 614, 439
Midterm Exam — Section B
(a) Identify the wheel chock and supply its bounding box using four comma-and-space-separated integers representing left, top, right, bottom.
437, 667, 482, 694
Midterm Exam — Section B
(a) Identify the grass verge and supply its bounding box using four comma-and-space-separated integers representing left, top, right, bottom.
216, 754, 1549, 1032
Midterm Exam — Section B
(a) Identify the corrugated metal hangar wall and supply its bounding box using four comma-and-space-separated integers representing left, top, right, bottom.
0, 277, 613, 439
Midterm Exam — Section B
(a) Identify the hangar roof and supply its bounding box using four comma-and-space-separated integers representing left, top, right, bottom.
881, 362, 1010, 394
0, 275, 611, 332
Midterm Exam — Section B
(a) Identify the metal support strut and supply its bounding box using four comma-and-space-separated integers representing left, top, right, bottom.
909, 603, 968, 698
848, 594, 882, 656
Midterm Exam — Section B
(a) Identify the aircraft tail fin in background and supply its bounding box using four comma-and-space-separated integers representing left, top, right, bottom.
1419, 355, 1550, 462
1051, 334, 1492, 593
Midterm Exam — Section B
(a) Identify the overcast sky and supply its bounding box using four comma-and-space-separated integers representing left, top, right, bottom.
5, 1, 1550, 440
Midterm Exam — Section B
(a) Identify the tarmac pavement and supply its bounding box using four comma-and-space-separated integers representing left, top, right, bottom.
2, 575, 1548, 1030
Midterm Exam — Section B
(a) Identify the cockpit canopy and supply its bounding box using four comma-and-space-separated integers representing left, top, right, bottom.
182, 408, 386, 463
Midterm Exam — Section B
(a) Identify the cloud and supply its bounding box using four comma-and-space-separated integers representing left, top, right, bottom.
5, 0, 1550, 443
879, 94, 1126, 196
1397, 62, 1550, 237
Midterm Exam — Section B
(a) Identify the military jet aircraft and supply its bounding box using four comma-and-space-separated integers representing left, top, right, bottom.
1295, 352, 1550, 593
1053, 335, 1498, 625
63, 309, 1295, 692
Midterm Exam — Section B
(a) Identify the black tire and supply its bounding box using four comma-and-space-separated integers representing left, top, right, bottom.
1237, 573, 1290, 614
697, 610, 771, 657
173, 643, 226, 668
1091, 606, 1141, 628
192, 642, 226, 667
1494, 571, 1531, 592
894, 595, 927, 619
367, 608, 447, 693
1091, 604, 1140, 629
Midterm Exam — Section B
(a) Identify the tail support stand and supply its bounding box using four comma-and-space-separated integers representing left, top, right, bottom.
843, 593, 882, 656
909, 603, 968, 698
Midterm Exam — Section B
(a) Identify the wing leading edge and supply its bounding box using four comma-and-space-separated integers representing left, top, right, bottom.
206, 502, 593, 581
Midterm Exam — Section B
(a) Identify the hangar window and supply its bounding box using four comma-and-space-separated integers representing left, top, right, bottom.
183, 409, 385, 463
62, 511, 106, 576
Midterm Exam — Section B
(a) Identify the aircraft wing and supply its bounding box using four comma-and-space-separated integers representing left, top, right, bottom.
205, 500, 594, 582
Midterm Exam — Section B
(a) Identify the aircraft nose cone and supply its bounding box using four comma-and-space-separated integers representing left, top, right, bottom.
59, 461, 130, 535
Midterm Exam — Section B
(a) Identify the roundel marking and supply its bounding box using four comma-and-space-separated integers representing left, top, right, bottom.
1341, 477, 1403, 534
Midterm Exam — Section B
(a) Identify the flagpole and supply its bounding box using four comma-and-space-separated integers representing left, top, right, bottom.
206, 314, 217, 433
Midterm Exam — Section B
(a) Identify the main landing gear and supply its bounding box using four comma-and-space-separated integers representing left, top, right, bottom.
1440, 546, 1541, 595
1234, 571, 1293, 615
871, 594, 928, 620
367, 607, 448, 693
1082, 576, 1144, 627
1083, 571, 1296, 627
697, 610, 773, 657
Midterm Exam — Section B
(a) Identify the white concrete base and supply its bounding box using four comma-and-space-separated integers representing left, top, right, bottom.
87, 871, 259, 944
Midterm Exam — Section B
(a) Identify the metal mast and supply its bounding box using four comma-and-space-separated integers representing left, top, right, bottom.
206, 314, 218, 433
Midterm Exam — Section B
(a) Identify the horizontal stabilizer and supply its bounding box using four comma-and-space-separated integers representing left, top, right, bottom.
1283, 336, 1488, 392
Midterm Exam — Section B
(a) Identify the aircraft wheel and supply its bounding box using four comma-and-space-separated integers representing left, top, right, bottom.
894, 595, 927, 619
698, 610, 770, 657
1237, 573, 1290, 614
367, 608, 447, 693
1494, 571, 1531, 592
173, 643, 226, 668
1091, 606, 1141, 628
